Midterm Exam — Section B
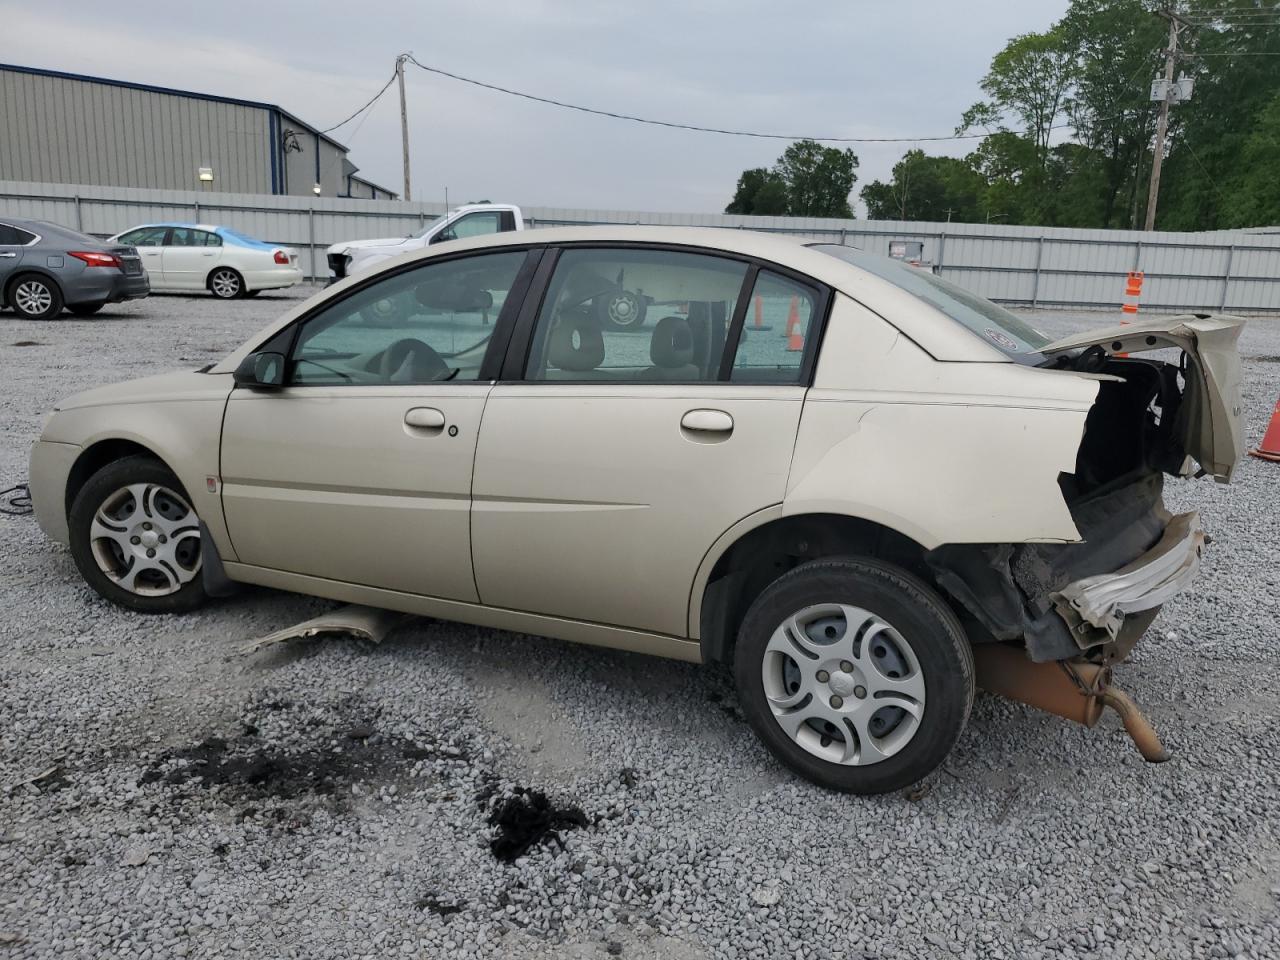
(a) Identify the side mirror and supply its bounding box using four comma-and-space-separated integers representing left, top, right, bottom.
233, 351, 286, 389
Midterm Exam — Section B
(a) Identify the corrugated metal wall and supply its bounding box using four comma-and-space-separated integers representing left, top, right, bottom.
0, 69, 273, 194
3, 179, 1279, 312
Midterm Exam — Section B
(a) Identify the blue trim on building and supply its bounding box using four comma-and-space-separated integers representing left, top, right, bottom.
268, 111, 279, 195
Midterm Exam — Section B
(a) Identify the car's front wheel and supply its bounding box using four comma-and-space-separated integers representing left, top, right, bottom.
68, 456, 208, 613
594, 289, 647, 332
208, 268, 244, 300
8, 274, 63, 320
734, 558, 974, 794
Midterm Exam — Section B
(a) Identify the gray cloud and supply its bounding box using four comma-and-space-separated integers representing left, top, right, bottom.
3, 0, 1069, 212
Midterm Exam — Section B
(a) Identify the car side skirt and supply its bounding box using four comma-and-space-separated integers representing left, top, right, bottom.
222, 562, 703, 663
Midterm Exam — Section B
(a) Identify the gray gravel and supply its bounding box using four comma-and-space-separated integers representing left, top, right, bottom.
1, 289, 1278, 960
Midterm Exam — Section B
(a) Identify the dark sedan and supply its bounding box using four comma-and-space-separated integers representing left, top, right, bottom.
0, 217, 149, 319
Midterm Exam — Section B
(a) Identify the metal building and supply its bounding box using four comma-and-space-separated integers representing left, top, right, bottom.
0, 63, 396, 200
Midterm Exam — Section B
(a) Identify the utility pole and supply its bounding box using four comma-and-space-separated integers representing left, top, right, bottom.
1145, 9, 1188, 231
397, 53, 412, 202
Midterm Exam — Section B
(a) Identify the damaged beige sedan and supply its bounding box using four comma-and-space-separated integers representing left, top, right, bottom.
28, 227, 1244, 794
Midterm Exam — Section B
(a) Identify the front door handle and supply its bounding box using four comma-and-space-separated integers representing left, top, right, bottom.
680, 409, 734, 435
404, 406, 446, 430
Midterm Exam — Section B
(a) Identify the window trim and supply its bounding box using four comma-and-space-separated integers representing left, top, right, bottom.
0, 222, 41, 247
499, 241, 834, 388
237, 245, 546, 390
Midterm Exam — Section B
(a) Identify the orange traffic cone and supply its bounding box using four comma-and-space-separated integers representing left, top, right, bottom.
1251, 397, 1280, 462
784, 297, 803, 352
752, 295, 773, 331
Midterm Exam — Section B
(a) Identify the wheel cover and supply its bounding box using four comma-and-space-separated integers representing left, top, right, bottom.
211, 271, 239, 297
761, 603, 926, 766
607, 292, 640, 327
14, 280, 52, 315
88, 483, 202, 597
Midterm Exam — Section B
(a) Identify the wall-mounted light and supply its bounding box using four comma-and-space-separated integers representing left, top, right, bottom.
312, 183, 322, 196
198, 167, 214, 183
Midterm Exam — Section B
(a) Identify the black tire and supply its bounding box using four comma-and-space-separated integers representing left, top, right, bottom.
594, 289, 647, 332
734, 558, 974, 794
208, 267, 244, 300
8, 273, 64, 320
69, 302, 105, 316
359, 295, 412, 327
68, 455, 208, 614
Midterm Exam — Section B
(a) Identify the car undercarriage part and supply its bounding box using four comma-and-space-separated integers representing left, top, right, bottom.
241, 604, 418, 655
971, 642, 1169, 763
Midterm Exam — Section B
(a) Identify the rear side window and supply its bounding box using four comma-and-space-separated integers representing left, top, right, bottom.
730, 271, 818, 383
0, 223, 37, 245
811, 243, 1050, 359
523, 247, 748, 383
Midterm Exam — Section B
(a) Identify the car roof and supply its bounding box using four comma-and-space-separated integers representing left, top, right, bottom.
212, 226, 1007, 373
121, 223, 220, 232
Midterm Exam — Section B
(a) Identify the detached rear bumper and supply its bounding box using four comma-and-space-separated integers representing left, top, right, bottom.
1052, 511, 1205, 646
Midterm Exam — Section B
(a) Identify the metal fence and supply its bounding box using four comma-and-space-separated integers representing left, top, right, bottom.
4, 179, 1280, 313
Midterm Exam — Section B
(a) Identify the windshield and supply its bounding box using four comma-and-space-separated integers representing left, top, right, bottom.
810, 243, 1051, 361
410, 216, 444, 239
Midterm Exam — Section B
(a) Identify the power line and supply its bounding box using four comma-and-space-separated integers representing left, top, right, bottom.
401, 55, 997, 144
317, 70, 398, 134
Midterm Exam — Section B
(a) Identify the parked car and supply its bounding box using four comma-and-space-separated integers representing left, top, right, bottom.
28, 227, 1243, 794
107, 224, 301, 299
0, 217, 148, 319
326, 203, 523, 284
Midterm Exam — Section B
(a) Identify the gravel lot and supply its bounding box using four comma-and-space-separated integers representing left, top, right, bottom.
1, 287, 1278, 960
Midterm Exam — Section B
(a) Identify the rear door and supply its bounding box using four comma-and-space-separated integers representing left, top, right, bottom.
162, 227, 221, 289
470, 245, 827, 637
0, 221, 37, 290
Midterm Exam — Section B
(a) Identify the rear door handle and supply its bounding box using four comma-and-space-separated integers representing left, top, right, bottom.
0, 252, 16, 259
680, 409, 734, 434
404, 406, 446, 430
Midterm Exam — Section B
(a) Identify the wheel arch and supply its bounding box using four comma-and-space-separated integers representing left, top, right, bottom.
65, 438, 178, 519
4, 268, 64, 307
207, 265, 245, 293
692, 508, 936, 664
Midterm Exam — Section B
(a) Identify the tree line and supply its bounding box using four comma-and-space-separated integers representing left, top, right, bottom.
725, 0, 1280, 230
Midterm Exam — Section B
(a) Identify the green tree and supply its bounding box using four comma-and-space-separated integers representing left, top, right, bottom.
724, 167, 789, 215
860, 150, 987, 222
724, 140, 860, 217
959, 27, 1078, 160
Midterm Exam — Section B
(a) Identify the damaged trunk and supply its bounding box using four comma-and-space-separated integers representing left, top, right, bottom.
928, 314, 1243, 663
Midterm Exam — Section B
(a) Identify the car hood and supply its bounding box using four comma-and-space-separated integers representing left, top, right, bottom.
53, 370, 235, 413
327, 236, 413, 255
1042, 314, 1246, 482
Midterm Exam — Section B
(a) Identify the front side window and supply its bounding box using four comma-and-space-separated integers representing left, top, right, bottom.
524, 247, 748, 383
287, 250, 528, 386
120, 227, 167, 247
433, 211, 502, 244
730, 271, 818, 383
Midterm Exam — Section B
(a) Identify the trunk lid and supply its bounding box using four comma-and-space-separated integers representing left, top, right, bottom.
1043, 314, 1245, 482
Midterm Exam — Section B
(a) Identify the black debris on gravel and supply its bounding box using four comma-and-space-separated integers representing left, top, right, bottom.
485, 787, 588, 863
415, 893, 464, 919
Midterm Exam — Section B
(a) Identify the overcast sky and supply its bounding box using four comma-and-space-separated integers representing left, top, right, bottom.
3, 0, 1069, 213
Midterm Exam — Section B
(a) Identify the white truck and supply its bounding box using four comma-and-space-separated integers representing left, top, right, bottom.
325, 203, 524, 284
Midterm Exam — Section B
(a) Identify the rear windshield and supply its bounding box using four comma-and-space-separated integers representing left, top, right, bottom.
811, 243, 1051, 361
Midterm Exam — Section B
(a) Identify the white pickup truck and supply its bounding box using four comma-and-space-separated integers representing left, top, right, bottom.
325, 203, 524, 284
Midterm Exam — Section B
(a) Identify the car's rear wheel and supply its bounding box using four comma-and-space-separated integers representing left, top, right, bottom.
69, 302, 105, 316
68, 456, 208, 613
208, 268, 244, 300
9, 274, 63, 320
734, 558, 973, 794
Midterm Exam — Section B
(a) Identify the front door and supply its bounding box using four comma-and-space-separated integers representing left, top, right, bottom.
220, 247, 536, 600
471, 246, 825, 637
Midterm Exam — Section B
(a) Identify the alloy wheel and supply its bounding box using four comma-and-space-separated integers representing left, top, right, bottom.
14, 280, 53, 316
210, 270, 240, 298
